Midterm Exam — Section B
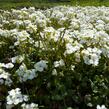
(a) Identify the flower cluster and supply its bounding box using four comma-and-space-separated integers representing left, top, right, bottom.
0, 68, 12, 86
34, 60, 48, 72
97, 105, 107, 109
15, 63, 36, 82
82, 47, 102, 66
1, 6, 109, 109
21, 103, 39, 109
7, 88, 28, 105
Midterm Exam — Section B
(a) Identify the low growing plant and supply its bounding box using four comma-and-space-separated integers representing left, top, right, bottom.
0, 6, 109, 109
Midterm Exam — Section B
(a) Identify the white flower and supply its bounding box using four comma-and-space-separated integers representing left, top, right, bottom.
54, 59, 65, 68
4, 63, 14, 69
14, 31, 30, 46
65, 42, 83, 55
0, 63, 14, 69
0, 63, 5, 68
11, 55, 24, 63
27, 69, 36, 80
67, 107, 72, 109
71, 65, 75, 71
52, 69, 57, 76
65, 43, 76, 54
23, 95, 28, 102
34, 60, 48, 72
26, 24, 37, 33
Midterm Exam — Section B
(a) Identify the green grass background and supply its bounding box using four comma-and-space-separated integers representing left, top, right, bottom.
0, 0, 109, 9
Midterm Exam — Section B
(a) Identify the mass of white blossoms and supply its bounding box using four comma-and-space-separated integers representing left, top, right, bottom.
1, 6, 109, 67
97, 105, 107, 109
82, 47, 102, 66
7, 88, 28, 105
1, 6, 109, 108
0, 68, 12, 86
15, 63, 37, 82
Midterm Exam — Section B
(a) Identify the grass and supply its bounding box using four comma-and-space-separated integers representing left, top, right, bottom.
0, 0, 109, 10
0, 2, 70, 10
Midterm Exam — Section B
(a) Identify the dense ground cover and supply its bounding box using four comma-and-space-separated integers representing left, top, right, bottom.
0, 6, 109, 109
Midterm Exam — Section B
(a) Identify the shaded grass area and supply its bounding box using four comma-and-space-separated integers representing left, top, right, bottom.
0, 0, 109, 10
0, 2, 69, 10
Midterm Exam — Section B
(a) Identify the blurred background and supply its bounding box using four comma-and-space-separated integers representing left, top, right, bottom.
0, 0, 109, 10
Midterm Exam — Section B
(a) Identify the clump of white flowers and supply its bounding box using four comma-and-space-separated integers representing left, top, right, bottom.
54, 59, 65, 68
14, 31, 30, 46
65, 42, 83, 55
34, 60, 48, 72
7, 88, 28, 105
97, 105, 107, 109
52, 69, 57, 76
16, 63, 37, 82
82, 47, 102, 66
21, 103, 39, 109
0, 63, 14, 69
0, 68, 12, 86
